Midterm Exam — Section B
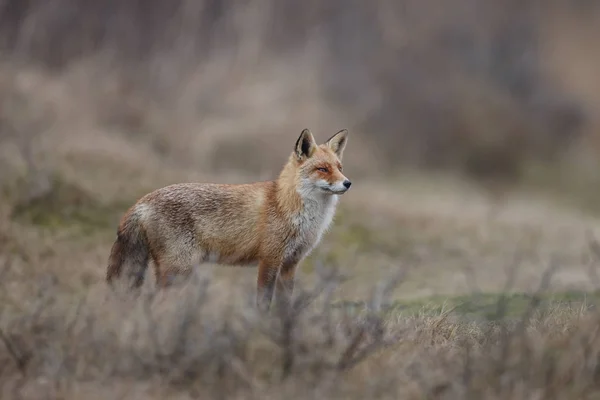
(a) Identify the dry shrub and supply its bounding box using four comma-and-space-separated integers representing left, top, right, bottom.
0, 0, 594, 182
0, 263, 600, 400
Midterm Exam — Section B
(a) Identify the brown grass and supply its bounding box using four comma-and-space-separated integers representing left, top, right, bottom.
2, 264, 600, 400
3, 1, 600, 398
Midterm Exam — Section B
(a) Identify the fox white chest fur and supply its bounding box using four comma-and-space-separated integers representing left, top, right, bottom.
283, 190, 339, 264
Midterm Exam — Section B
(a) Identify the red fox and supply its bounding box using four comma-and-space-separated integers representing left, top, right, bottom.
106, 128, 351, 311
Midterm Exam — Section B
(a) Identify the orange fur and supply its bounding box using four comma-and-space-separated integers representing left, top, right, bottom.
106, 128, 351, 311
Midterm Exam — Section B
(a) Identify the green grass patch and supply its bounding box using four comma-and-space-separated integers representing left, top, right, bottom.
326, 207, 416, 258
10, 175, 131, 235
335, 290, 600, 321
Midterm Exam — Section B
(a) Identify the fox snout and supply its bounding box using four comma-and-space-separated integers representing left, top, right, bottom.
325, 177, 352, 194
335, 178, 352, 194
337, 178, 352, 194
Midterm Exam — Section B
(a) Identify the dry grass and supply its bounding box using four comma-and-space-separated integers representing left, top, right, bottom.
2, 263, 600, 400
3, 117, 600, 399
3, 1, 600, 399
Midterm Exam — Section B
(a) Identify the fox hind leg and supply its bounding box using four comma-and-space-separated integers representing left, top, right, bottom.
152, 245, 197, 288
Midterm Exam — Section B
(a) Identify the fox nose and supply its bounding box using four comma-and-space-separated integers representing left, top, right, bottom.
343, 180, 352, 189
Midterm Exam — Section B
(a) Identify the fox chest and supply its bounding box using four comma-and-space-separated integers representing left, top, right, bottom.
282, 197, 337, 264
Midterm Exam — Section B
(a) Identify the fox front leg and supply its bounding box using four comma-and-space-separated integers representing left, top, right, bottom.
275, 261, 298, 314
257, 259, 279, 312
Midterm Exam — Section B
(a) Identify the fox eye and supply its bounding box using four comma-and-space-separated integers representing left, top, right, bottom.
317, 167, 329, 173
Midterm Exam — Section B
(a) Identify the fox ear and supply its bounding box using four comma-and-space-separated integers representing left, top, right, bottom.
295, 128, 317, 160
325, 129, 348, 159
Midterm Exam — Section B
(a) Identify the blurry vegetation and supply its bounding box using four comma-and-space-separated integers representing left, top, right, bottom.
0, 0, 598, 212
3, 1, 600, 398
9, 174, 127, 234
0, 1, 591, 161
2, 269, 600, 399
341, 290, 600, 322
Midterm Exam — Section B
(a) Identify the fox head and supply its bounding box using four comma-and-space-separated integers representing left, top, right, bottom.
292, 128, 351, 196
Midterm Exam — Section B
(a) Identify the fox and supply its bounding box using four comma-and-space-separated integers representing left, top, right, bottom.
106, 128, 351, 311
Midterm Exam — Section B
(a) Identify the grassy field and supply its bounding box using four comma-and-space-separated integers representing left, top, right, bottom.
3, 93, 600, 398
4, 2, 600, 398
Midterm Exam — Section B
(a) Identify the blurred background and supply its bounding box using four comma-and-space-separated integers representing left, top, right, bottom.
2, 0, 600, 300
